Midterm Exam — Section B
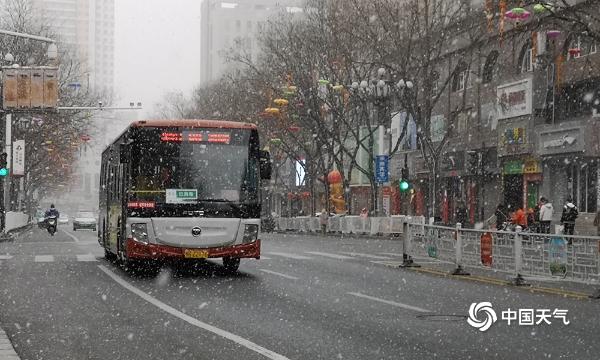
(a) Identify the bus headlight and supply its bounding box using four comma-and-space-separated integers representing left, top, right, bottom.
131, 223, 149, 244
242, 224, 259, 243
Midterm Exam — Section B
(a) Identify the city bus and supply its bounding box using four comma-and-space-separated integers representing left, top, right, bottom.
98, 119, 271, 273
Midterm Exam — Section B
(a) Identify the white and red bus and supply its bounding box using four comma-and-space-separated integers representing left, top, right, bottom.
98, 120, 271, 273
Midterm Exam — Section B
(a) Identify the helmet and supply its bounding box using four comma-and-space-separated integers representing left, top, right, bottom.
50, 204, 55, 208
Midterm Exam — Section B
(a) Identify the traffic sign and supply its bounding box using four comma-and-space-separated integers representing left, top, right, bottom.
375, 155, 389, 183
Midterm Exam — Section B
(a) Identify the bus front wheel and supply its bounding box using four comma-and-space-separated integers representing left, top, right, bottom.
222, 257, 240, 274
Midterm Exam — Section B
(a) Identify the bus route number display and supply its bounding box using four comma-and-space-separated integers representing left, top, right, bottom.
166, 189, 198, 204
160, 131, 231, 144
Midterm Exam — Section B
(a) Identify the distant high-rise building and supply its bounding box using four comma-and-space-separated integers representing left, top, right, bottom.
200, 0, 303, 85
31, 0, 114, 93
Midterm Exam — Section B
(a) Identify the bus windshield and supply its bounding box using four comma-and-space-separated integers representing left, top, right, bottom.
130, 128, 259, 205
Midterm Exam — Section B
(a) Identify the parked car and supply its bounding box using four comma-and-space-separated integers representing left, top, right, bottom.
59, 213, 69, 224
73, 211, 97, 231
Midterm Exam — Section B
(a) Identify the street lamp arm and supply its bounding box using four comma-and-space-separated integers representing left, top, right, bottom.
0, 29, 55, 43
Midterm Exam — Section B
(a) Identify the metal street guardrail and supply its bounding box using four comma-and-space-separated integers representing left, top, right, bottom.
274, 216, 600, 286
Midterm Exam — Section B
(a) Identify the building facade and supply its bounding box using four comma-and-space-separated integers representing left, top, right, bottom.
31, 0, 115, 92
398, 6, 600, 234
200, 0, 302, 85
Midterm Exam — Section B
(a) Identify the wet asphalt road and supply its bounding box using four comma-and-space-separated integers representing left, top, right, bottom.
0, 227, 598, 359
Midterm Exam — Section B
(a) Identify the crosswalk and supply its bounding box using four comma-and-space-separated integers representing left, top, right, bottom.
0, 250, 411, 264
0, 253, 104, 263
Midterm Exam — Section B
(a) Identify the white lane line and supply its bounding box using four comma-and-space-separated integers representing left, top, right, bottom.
61, 229, 79, 243
0, 255, 13, 260
76, 254, 98, 262
258, 269, 298, 280
259, 256, 271, 260
34, 255, 54, 263
266, 252, 312, 260
305, 251, 352, 260
98, 265, 290, 360
347, 292, 430, 313
378, 252, 403, 257
340, 252, 392, 260
0, 326, 20, 359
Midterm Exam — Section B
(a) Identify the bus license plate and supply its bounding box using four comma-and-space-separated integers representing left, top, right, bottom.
183, 249, 209, 259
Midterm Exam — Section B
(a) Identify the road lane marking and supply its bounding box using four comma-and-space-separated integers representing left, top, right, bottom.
61, 229, 79, 243
378, 252, 403, 257
258, 269, 298, 280
305, 251, 352, 260
347, 292, 430, 313
0, 255, 13, 260
76, 254, 97, 262
98, 265, 290, 360
340, 252, 392, 260
34, 255, 54, 263
259, 256, 271, 260
266, 252, 312, 260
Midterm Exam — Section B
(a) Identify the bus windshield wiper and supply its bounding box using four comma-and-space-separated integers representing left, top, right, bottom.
194, 198, 241, 211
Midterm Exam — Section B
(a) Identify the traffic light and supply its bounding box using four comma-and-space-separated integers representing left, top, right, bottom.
399, 167, 410, 192
0, 153, 7, 177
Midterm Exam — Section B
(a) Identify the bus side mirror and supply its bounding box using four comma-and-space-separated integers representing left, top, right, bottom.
259, 150, 271, 180
119, 143, 129, 163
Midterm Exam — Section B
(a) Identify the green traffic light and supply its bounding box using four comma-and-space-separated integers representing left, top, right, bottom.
0, 168, 7, 177
399, 180, 409, 191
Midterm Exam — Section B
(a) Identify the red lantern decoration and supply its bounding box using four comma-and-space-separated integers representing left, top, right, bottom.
568, 48, 581, 57
327, 170, 342, 184
80, 134, 91, 142
288, 126, 300, 132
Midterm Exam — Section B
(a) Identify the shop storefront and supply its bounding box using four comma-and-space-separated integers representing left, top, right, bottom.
538, 125, 598, 213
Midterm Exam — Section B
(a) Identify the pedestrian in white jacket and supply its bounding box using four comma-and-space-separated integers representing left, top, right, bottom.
538, 197, 553, 234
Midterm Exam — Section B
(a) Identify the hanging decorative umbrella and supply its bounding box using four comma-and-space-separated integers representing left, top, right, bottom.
332, 85, 344, 91
318, 79, 330, 85
546, 30, 561, 39
287, 85, 297, 92
533, 3, 552, 13
273, 98, 289, 106
505, 8, 530, 21
288, 126, 300, 132
265, 107, 281, 115
270, 138, 282, 145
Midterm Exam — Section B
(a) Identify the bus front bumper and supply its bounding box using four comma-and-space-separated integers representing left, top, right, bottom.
125, 239, 261, 260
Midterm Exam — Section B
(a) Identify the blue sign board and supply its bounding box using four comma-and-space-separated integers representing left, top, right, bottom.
375, 155, 389, 183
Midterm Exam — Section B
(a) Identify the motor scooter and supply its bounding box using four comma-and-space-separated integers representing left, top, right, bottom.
46, 216, 57, 236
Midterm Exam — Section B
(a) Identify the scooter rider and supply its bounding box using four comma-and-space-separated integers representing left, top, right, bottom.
45, 204, 60, 219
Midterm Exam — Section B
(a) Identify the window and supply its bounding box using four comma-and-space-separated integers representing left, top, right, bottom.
482, 51, 498, 84
569, 163, 598, 213
452, 68, 469, 92
519, 42, 533, 73
567, 35, 598, 60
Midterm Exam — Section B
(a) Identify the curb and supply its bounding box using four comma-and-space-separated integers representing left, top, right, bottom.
272, 230, 402, 241
404, 266, 592, 300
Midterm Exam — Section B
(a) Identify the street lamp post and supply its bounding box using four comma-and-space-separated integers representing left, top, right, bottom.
349, 68, 398, 216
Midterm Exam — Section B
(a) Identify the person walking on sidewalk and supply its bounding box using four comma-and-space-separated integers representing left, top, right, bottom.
539, 197, 554, 234
495, 204, 507, 230
455, 201, 468, 227
560, 197, 578, 236
594, 210, 600, 236
319, 209, 329, 234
